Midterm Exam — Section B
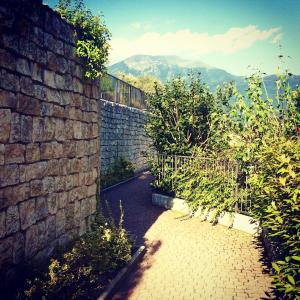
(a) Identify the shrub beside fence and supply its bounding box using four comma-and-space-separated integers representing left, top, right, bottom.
100, 74, 147, 110
153, 153, 251, 215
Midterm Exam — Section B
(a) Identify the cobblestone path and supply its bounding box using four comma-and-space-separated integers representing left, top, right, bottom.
101, 172, 273, 300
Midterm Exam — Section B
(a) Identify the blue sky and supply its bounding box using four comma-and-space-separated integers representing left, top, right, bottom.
46, 0, 300, 76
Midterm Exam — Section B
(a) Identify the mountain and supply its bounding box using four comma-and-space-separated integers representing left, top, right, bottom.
108, 55, 300, 96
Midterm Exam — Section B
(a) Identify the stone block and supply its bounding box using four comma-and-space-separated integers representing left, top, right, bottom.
40, 102, 53, 117
47, 51, 58, 72
19, 198, 36, 230
45, 215, 56, 243
6, 205, 20, 235
42, 176, 55, 194
53, 176, 66, 192
0, 164, 19, 187
53, 105, 65, 119
20, 115, 33, 142
55, 73, 65, 90
20, 161, 46, 182
65, 202, 74, 230
44, 159, 60, 176
4, 143, 25, 164
87, 183, 97, 197
0, 109, 11, 143
0, 89, 17, 109
25, 224, 38, 258
20, 76, 34, 97
73, 77, 83, 94
16, 57, 31, 76
36, 196, 48, 221
0, 210, 5, 238
33, 84, 46, 100
0, 48, 16, 71
1, 183, 30, 209
30, 179, 43, 197
44, 69, 55, 88
37, 220, 47, 249
74, 200, 81, 226
16, 94, 40, 116
32, 117, 55, 142
25, 143, 40, 162
63, 142, 76, 158
56, 209, 66, 237
0, 143, 4, 165
73, 121, 82, 139
32, 63, 43, 82
12, 232, 24, 264
0, 235, 13, 267
40, 142, 63, 160
57, 192, 68, 209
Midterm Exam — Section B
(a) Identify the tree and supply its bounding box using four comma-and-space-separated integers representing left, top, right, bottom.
117, 72, 162, 94
145, 74, 216, 154
56, 0, 111, 79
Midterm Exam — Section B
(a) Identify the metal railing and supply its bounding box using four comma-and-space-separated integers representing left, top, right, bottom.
100, 73, 147, 110
155, 153, 251, 214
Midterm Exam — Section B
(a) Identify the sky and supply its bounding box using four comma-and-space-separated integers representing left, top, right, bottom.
46, 0, 300, 76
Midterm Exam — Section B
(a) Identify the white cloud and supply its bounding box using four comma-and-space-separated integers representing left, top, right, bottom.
109, 25, 281, 64
271, 33, 282, 44
130, 22, 142, 29
130, 22, 153, 30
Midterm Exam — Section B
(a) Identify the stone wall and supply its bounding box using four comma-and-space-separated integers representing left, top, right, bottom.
0, 0, 99, 281
99, 99, 152, 174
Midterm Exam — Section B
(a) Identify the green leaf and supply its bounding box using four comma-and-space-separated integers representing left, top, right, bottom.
291, 256, 300, 261
272, 262, 280, 272
287, 275, 295, 285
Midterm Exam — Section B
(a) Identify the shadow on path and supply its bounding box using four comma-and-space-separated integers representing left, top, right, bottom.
100, 172, 164, 247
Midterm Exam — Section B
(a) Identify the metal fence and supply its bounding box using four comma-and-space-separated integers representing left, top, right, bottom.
155, 153, 251, 214
100, 73, 147, 110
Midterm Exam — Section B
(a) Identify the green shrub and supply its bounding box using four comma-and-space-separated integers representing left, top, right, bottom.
145, 74, 216, 155
56, 0, 111, 79
24, 208, 132, 300
100, 157, 134, 190
249, 137, 300, 299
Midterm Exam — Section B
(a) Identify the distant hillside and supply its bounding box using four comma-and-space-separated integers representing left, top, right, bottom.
108, 55, 300, 96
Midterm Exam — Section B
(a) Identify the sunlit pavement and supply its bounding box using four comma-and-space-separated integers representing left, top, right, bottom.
101, 172, 273, 300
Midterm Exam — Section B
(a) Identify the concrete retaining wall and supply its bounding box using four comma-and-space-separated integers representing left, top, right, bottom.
152, 193, 259, 235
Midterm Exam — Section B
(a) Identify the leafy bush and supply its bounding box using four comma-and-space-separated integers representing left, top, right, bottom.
173, 159, 238, 219
149, 70, 300, 297
145, 74, 216, 155
100, 157, 134, 189
24, 208, 132, 300
249, 137, 300, 298
57, 0, 111, 79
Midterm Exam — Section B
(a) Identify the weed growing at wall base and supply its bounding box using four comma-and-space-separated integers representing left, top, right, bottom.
23, 209, 132, 300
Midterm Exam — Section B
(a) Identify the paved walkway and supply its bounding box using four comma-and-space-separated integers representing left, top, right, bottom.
101, 172, 273, 300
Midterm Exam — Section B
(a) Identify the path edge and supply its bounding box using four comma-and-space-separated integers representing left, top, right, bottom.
97, 245, 146, 300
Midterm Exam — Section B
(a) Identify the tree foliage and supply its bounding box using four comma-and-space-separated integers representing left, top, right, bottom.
145, 74, 216, 155
148, 69, 300, 298
57, 0, 111, 79
117, 72, 162, 94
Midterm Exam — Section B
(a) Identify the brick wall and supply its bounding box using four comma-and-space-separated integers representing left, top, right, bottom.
0, 0, 99, 280
99, 99, 152, 174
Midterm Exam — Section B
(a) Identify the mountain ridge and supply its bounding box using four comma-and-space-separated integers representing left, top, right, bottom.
108, 55, 300, 95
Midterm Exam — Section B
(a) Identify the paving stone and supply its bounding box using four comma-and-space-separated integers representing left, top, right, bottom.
102, 173, 273, 300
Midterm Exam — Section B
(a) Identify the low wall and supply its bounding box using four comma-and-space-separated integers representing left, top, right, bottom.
152, 193, 259, 235
99, 99, 152, 174
0, 0, 99, 282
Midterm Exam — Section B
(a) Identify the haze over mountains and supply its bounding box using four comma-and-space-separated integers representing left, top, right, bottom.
109, 55, 300, 96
